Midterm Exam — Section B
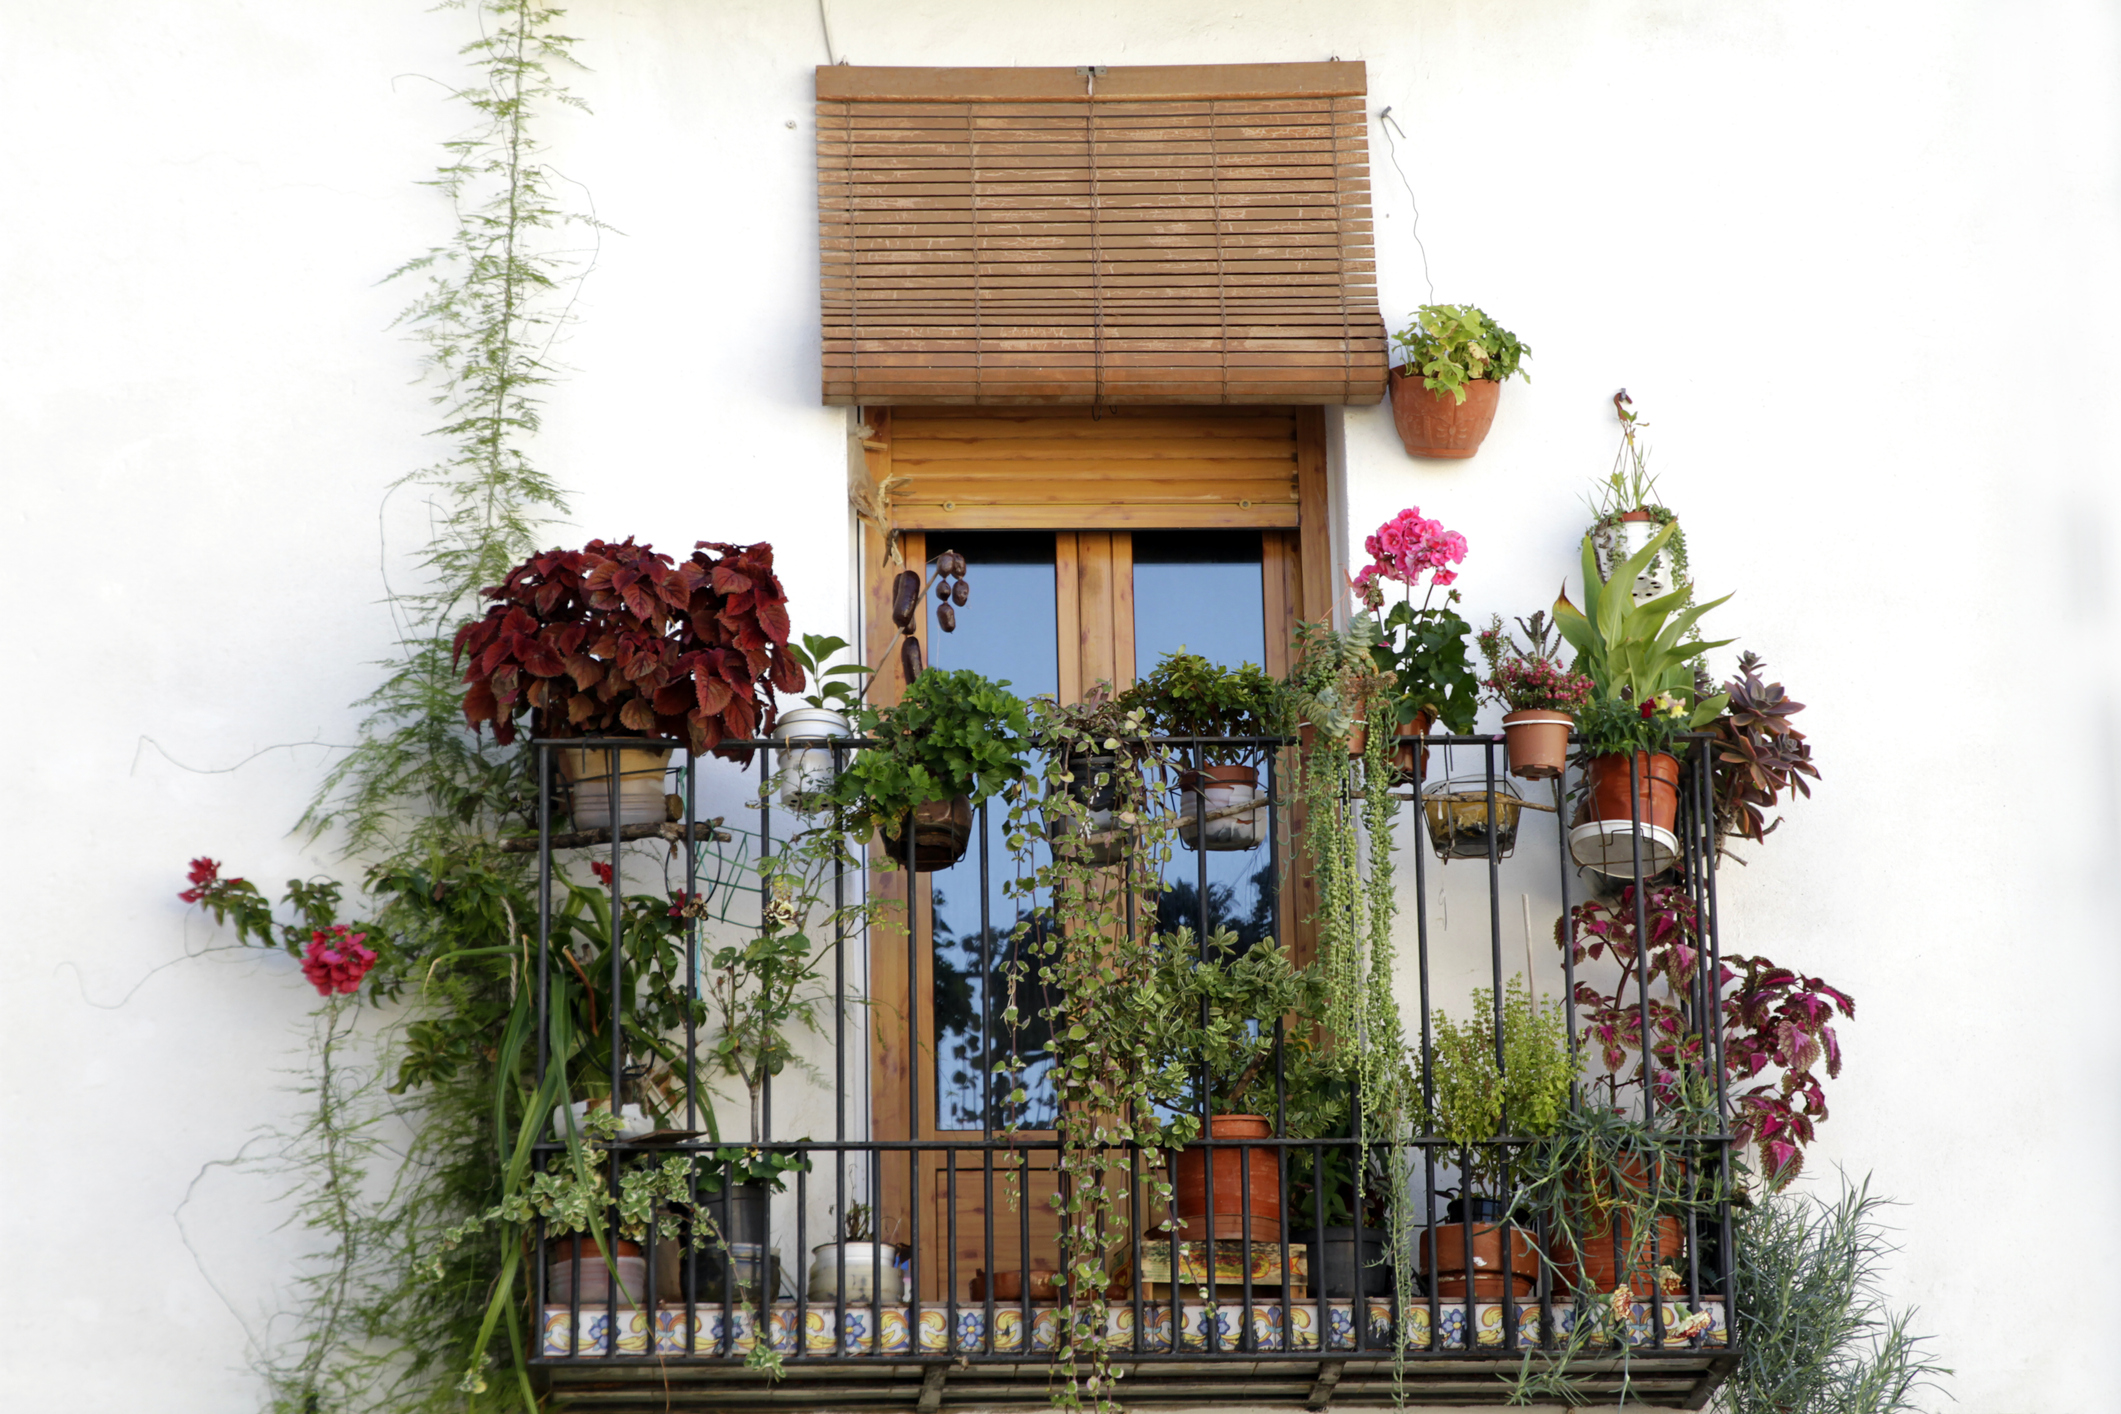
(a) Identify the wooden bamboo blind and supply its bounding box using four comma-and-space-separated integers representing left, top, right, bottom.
818, 63, 1386, 407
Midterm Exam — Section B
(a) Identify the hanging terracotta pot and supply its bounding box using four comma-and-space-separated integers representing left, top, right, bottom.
880, 796, 974, 870
1388, 370, 1503, 459
1501, 710, 1573, 780
1417, 1221, 1542, 1300
1173, 1114, 1284, 1239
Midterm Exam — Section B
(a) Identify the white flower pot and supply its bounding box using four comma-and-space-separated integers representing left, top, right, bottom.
771, 707, 854, 811
550, 1099, 655, 1142
1591, 514, 1680, 605
1176, 765, 1267, 852
807, 1241, 906, 1303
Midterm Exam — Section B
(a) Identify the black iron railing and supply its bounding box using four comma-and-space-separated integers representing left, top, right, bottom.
524, 731, 1737, 1406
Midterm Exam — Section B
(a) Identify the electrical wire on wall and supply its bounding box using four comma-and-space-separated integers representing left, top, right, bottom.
1376, 105, 1435, 307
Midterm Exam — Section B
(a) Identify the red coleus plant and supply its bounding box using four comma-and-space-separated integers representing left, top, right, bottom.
453, 538, 804, 754
1559, 882, 1854, 1188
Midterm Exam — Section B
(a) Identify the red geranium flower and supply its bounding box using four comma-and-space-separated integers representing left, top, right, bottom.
590, 860, 615, 886
179, 856, 226, 903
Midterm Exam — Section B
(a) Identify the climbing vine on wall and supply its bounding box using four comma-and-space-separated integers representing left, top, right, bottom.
202, 5, 599, 1411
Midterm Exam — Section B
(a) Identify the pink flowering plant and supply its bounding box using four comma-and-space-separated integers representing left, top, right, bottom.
179, 857, 382, 999
1559, 882, 1854, 1188
1476, 611, 1595, 714
1351, 507, 1480, 733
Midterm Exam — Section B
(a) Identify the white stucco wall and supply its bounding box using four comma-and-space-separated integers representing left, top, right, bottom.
5, 3, 2117, 1411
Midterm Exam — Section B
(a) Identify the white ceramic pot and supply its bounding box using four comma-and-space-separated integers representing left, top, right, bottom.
558, 746, 672, 831
550, 1099, 655, 1142
807, 1241, 906, 1303
546, 1244, 649, 1309
1176, 765, 1266, 852
771, 707, 854, 811
1591, 514, 1680, 605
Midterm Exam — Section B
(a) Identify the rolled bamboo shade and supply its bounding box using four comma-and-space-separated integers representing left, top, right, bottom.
818, 63, 1386, 407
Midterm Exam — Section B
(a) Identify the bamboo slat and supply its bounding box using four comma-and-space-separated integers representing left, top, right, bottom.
819, 64, 1384, 406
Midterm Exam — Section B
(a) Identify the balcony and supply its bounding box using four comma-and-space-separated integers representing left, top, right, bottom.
524, 734, 1738, 1410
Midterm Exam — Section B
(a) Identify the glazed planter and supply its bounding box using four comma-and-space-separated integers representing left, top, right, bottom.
771, 707, 853, 811
880, 795, 974, 870
1417, 1221, 1542, 1301
1551, 1213, 1686, 1299
546, 1235, 648, 1309
1317, 1226, 1394, 1298
1592, 509, 1680, 605
1501, 710, 1573, 780
1173, 1114, 1284, 1239
557, 745, 673, 831
808, 1241, 906, 1303
1176, 764, 1266, 852
1388, 369, 1503, 460
1050, 752, 1128, 865
1568, 751, 1682, 877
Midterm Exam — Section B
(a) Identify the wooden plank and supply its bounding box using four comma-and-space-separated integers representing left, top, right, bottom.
817, 62, 1368, 104
894, 502, 1299, 530
1294, 408, 1334, 625
1055, 532, 1082, 705
1077, 531, 1117, 691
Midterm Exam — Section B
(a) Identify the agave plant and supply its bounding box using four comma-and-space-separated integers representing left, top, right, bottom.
1713, 653, 1820, 852
1552, 519, 1733, 728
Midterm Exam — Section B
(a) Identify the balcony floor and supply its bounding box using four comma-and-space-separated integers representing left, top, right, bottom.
537, 1297, 1732, 1409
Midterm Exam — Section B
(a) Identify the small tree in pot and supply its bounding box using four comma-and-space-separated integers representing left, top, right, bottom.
1124, 651, 1284, 851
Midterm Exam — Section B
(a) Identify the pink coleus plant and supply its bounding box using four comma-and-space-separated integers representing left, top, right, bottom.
1559, 883, 1853, 1187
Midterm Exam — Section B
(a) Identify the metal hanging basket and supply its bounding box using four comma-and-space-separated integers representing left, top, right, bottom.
1421, 777, 1525, 861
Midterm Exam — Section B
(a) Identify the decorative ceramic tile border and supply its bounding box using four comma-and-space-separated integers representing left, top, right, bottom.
538, 1297, 1725, 1359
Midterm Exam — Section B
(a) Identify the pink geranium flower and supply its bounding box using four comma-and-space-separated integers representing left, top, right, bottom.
1352, 507, 1467, 599
301, 925, 377, 997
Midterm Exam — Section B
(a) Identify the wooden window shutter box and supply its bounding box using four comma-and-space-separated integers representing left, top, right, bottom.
817, 63, 1388, 407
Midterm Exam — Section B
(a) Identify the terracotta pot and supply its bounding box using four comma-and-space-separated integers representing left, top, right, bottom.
546, 1235, 649, 1309
880, 795, 974, 870
1584, 751, 1681, 832
1501, 710, 1573, 781
1173, 1114, 1283, 1232
1417, 1221, 1542, 1300
1388, 369, 1503, 459
970, 1266, 1059, 1302
1551, 1213, 1686, 1298
1390, 709, 1435, 782
1176, 765, 1266, 852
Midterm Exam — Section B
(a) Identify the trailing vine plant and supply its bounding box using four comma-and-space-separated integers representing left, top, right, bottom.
997, 693, 1196, 1413
187, 5, 608, 1411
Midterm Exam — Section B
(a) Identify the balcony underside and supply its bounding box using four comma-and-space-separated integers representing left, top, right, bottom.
542, 1352, 1736, 1410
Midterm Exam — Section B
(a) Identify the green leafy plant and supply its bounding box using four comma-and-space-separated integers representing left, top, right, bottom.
1585, 391, 1692, 599
1122, 651, 1284, 764
1726, 1178, 1948, 1414
1350, 507, 1479, 733
782, 633, 874, 715
1424, 980, 1573, 1194
1390, 303, 1531, 403
837, 667, 1031, 832
998, 697, 1197, 1413
1553, 519, 1733, 730
1138, 928, 1324, 1117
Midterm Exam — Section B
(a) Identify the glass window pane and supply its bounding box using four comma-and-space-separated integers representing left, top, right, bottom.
924, 532, 1059, 1131
1132, 530, 1276, 993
